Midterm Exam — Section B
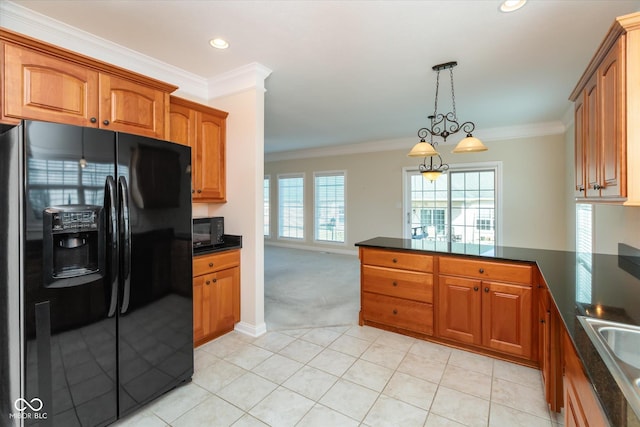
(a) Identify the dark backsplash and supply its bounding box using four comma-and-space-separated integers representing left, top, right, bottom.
619, 243, 640, 281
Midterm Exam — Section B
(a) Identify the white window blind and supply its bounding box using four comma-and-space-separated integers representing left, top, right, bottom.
278, 174, 304, 239
576, 204, 593, 304
264, 176, 270, 237
314, 172, 345, 243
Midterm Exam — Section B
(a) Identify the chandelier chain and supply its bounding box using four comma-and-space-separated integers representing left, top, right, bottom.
450, 67, 457, 120
433, 69, 440, 117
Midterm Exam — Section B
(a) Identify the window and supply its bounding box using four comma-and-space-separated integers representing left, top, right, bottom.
278, 174, 304, 239
314, 172, 345, 243
264, 176, 270, 237
576, 204, 593, 304
406, 165, 498, 254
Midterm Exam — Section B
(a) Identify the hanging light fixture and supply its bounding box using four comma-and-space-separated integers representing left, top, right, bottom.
414, 115, 450, 182
408, 61, 487, 179
79, 129, 87, 168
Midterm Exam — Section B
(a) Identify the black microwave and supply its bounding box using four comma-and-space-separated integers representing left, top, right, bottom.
193, 217, 224, 250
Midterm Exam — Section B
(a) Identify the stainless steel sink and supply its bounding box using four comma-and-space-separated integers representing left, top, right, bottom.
578, 316, 640, 418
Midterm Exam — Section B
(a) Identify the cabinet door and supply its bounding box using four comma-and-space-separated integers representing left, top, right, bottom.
481, 281, 532, 358
538, 290, 551, 402
210, 267, 239, 336
169, 103, 197, 195
437, 275, 481, 345
574, 94, 586, 197
563, 332, 609, 427
585, 74, 600, 197
193, 274, 211, 344
599, 37, 626, 198
3, 43, 99, 126
194, 111, 226, 202
99, 74, 166, 138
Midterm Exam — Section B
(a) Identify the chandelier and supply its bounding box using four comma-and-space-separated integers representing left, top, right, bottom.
408, 61, 487, 181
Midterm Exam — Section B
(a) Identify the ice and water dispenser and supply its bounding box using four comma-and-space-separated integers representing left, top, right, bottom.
42, 205, 105, 287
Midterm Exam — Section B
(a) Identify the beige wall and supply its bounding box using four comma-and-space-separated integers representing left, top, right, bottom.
265, 133, 569, 253
206, 88, 267, 337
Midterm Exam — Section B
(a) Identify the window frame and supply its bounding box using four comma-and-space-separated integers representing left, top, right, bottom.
277, 172, 306, 241
402, 161, 503, 248
313, 170, 347, 245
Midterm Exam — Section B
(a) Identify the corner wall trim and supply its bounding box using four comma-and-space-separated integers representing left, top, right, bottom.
234, 321, 267, 338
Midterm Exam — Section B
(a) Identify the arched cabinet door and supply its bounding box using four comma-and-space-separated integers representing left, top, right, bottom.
3, 43, 99, 126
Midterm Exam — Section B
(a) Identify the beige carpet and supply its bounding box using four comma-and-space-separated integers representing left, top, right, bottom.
264, 246, 360, 330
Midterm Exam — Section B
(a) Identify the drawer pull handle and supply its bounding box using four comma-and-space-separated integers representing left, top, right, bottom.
473, 286, 479, 291
392, 309, 398, 315
205, 280, 210, 285
484, 287, 490, 293
90, 117, 97, 123
479, 268, 485, 274
213, 278, 217, 283
103, 119, 110, 125
392, 258, 398, 263
392, 281, 398, 287
209, 262, 214, 267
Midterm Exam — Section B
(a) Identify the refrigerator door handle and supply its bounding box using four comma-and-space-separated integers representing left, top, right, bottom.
105, 176, 118, 318
118, 176, 132, 314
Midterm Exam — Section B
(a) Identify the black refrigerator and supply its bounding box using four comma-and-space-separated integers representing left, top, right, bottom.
0, 120, 194, 427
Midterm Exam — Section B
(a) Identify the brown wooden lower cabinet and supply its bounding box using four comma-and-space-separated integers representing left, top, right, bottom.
361, 292, 433, 335
563, 331, 610, 427
359, 248, 434, 337
437, 256, 533, 360
193, 250, 240, 347
358, 246, 614, 426
538, 276, 563, 412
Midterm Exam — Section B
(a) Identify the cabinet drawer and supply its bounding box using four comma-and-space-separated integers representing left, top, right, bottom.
362, 266, 433, 303
362, 292, 433, 335
439, 257, 532, 284
361, 248, 433, 272
193, 250, 240, 276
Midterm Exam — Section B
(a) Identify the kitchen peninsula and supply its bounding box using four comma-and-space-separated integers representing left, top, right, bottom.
356, 237, 640, 427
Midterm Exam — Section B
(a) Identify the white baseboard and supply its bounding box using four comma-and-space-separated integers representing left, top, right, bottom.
234, 321, 267, 337
265, 241, 358, 256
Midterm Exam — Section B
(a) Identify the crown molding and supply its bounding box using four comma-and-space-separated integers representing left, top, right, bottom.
0, 1, 270, 101
473, 120, 566, 142
207, 63, 273, 99
265, 121, 567, 162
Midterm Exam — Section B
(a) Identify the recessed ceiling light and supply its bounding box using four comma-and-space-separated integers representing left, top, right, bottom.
500, 0, 527, 12
209, 38, 229, 49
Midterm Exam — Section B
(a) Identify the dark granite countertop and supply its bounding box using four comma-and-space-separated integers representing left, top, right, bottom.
356, 237, 640, 425
193, 234, 242, 256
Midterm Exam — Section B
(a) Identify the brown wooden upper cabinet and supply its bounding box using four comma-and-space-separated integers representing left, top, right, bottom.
571, 12, 640, 205
169, 96, 228, 203
1, 28, 176, 139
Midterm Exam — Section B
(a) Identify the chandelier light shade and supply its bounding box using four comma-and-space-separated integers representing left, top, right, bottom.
410, 61, 487, 179
408, 140, 439, 157
451, 135, 488, 153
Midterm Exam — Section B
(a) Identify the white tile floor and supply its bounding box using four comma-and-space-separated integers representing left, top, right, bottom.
113, 325, 565, 427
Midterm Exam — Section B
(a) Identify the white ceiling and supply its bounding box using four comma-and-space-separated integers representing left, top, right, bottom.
7, 0, 640, 154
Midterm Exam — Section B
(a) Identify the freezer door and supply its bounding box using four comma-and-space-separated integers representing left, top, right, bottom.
116, 132, 193, 417
0, 125, 23, 427
23, 121, 118, 427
